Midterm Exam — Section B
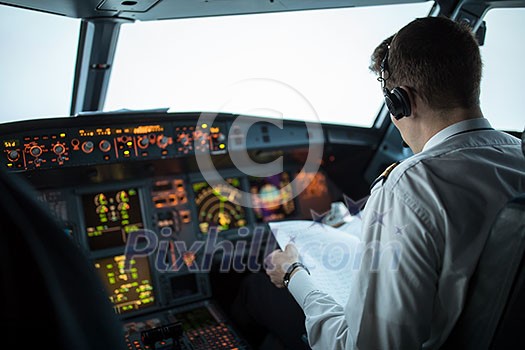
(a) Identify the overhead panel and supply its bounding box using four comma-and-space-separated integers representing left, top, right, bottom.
0, 0, 430, 20
97, 0, 161, 13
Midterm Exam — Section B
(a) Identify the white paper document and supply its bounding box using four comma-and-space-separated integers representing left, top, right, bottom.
269, 219, 362, 306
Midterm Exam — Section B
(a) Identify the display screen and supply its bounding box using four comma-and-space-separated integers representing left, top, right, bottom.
249, 172, 296, 222
296, 171, 329, 200
192, 178, 247, 234
174, 306, 218, 332
170, 274, 199, 300
94, 254, 155, 314
82, 188, 144, 250
295, 171, 333, 218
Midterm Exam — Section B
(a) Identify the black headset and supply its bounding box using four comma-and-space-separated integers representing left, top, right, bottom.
380, 47, 411, 120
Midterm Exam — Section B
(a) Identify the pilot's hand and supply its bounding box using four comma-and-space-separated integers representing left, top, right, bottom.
264, 243, 299, 288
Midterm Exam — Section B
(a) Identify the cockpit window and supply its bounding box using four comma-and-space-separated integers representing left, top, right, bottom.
0, 6, 79, 124
105, 2, 434, 128
1, 2, 523, 132
480, 8, 525, 132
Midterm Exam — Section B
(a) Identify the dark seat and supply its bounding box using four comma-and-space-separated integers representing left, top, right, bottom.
442, 128, 525, 349
0, 169, 126, 349
490, 194, 525, 348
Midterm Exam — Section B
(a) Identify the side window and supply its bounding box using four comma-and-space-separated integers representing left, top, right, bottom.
480, 8, 525, 132
0, 6, 80, 123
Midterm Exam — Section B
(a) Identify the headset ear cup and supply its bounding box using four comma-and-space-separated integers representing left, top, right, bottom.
384, 87, 411, 120
392, 87, 411, 119
383, 92, 398, 119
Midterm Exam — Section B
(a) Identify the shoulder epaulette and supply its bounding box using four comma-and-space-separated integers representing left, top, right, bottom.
370, 161, 401, 189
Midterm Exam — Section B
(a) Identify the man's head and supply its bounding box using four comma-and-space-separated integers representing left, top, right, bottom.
370, 16, 483, 152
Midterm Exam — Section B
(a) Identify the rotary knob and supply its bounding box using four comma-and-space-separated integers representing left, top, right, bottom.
138, 136, 149, 149
99, 140, 112, 152
82, 141, 94, 153
8, 150, 19, 161
177, 133, 190, 145
195, 132, 207, 144
30, 145, 43, 157
53, 143, 65, 156
157, 136, 169, 148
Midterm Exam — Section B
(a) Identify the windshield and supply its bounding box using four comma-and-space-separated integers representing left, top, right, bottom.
105, 2, 434, 127
1, 2, 523, 132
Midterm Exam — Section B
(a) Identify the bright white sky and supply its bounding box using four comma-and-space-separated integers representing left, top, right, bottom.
0, 6, 79, 123
0, 3, 523, 131
105, 2, 434, 127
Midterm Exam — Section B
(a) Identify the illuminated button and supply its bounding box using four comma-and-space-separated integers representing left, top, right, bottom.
99, 140, 111, 152
30, 145, 42, 157
60, 133, 66, 138
81, 141, 94, 153
8, 150, 19, 161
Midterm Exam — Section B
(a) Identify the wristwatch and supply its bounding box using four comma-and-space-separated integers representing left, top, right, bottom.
283, 261, 310, 288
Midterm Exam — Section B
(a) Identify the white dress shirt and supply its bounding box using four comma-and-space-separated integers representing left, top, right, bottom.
288, 118, 525, 349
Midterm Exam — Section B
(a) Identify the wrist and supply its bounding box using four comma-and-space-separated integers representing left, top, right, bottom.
283, 262, 310, 288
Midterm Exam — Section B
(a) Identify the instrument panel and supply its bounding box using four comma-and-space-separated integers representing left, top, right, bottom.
2, 111, 335, 349
31, 167, 335, 349
2, 119, 228, 171
37, 168, 334, 315
0, 112, 324, 173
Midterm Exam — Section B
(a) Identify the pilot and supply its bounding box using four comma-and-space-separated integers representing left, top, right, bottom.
234, 16, 525, 349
